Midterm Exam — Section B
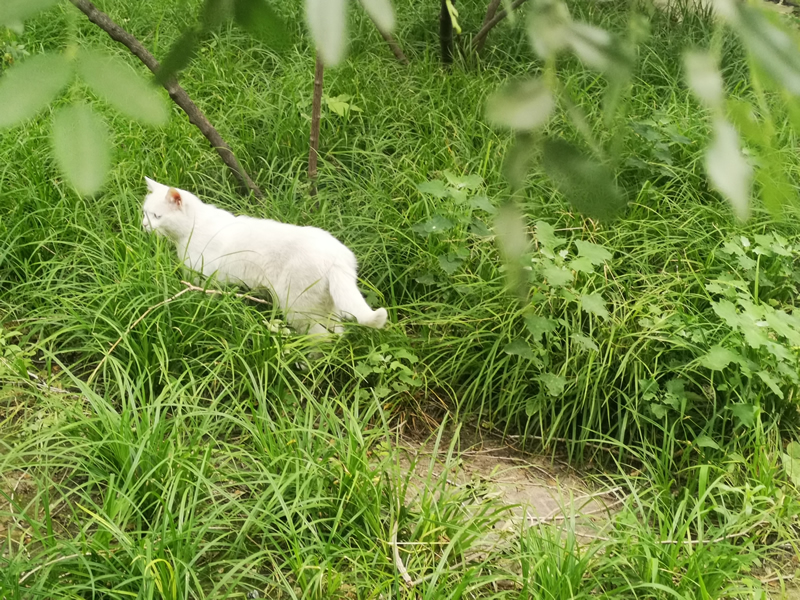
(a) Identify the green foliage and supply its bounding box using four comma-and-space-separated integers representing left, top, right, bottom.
51, 103, 110, 195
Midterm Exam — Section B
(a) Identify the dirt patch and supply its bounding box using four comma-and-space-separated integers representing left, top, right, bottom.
395, 425, 621, 543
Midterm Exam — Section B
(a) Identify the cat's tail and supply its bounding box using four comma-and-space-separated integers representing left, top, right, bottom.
329, 267, 388, 329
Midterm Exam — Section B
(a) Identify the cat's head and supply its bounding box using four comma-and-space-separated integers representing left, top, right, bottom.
142, 177, 192, 239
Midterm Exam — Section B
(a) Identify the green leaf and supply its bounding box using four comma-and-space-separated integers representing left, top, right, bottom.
200, 0, 232, 31
51, 104, 111, 196
542, 264, 572, 287
569, 256, 594, 274
485, 78, 555, 130
574, 240, 613, 264
757, 370, 784, 399
650, 403, 668, 419
78, 50, 169, 126
155, 29, 200, 85
570, 333, 598, 351
730, 403, 756, 428
579, 293, 610, 320
469, 219, 492, 237
503, 133, 537, 190
695, 435, 720, 450
358, 0, 395, 33
527, 0, 572, 59
234, 0, 290, 49
535, 220, 566, 251
444, 170, 483, 190
306, 0, 347, 66
0, 0, 57, 27
504, 339, 536, 360
565, 22, 632, 78
495, 203, 530, 299
411, 215, 453, 237
735, 5, 800, 96
416, 179, 449, 198
684, 50, 723, 109
699, 346, 743, 371
0, 53, 72, 129
438, 254, 463, 275
542, 138, 626, 220
781, 441, 800, 487
468, 195, 496, 214
705, 117, 752, 220
324, 94, 362, 117
525, 314, 556, 342
712, 300, 741, 329
539, 372, 567, 396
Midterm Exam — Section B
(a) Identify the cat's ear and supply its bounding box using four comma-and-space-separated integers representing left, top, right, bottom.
145, 176, 157, 192
167, 187, 183, 208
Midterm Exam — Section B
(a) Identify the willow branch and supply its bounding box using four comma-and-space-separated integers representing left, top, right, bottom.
472, 0, 529, 51
68, 0, 263, 199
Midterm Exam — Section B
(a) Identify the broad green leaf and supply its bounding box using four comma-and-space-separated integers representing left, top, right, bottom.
735, 5, 800, 96
495, 203, 529, 299
535, 220, 566, 251
0, 53, 72, 129
324, 94, 362, 117
712, 300, 740, 328
542, 138, 626, 220
502, 133, 537, 189
201, 0, 232, 31
757, 370, 784, 399
650, 403, 669, 419
574, 240, 613, 264
705, 117, 752, 220
699, 346, 742, 371
579, 293, 610, 320
730, 403, 756, 428
52, 104, 111, 196
0, 0, 57, 27
684, 50, 723, 109
527, 0, 571, 59
438, 254, 463, 275
358, 0, 395, 32
539, 372, 567, 396
78, 50, 169, 126
485, 78, 554, 130
570, 333, 598, 351
525, 314, 557, 342
411, 215, 453, 237
416, 179, 449, 198
566, 22, 632, 78
695, 435, 720, 450
234, 0, 290, 49
443, 170, 483, 190
781, 441, 800, 487
155, 30, 199, 85
504, 339, 536, 360
542, 264, 572, 287
306, 0, 347, 66
469, 218, 492, 237
468, 195, 496, 214
569, 256, 594, 274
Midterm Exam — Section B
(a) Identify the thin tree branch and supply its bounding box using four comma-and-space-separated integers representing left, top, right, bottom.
471, 0, 529, 51
475, 0, 502, 52
439, 0, 455, 65
367, 15, 409, 64
68, 0, 263, 199
308, 53, 324, 196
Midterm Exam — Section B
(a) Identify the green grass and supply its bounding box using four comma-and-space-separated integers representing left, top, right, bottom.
2, 0, 800, 596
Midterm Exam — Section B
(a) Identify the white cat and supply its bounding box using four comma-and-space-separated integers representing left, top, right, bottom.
141, 177, 388, 335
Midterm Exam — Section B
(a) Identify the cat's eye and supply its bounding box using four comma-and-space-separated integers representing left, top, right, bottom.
151, 213, 162, 219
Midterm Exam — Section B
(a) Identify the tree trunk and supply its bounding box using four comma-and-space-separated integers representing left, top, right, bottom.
472, 0, 529, 51
439, 0, 455, 65
475, 0, 502, 52
68, 0, 263, 199
308, 53, 325, 196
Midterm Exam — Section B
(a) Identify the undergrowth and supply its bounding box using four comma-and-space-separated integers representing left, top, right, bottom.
2, 0, 800, 597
